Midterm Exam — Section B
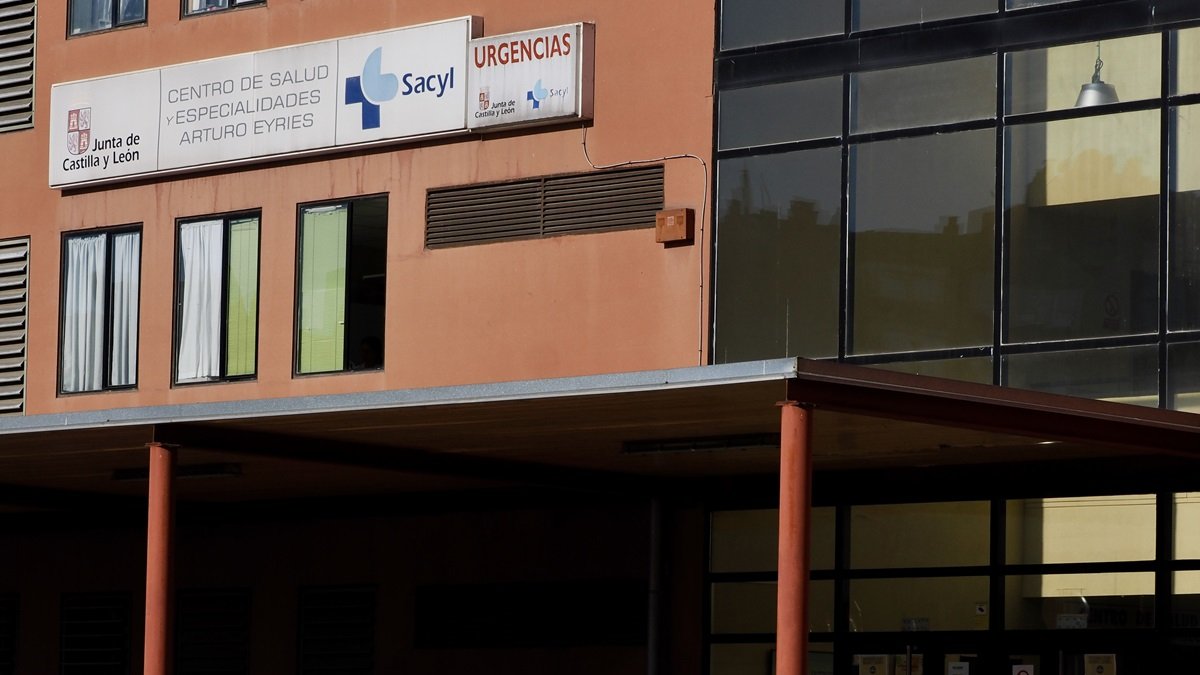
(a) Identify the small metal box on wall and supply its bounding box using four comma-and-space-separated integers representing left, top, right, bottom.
655, 208, 694, 244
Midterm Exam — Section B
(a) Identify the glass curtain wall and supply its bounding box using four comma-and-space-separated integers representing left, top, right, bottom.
714, 24, 1200, 411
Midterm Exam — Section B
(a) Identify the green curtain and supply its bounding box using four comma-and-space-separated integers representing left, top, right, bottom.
298, 205, 348, 373
225, 217, 259, 376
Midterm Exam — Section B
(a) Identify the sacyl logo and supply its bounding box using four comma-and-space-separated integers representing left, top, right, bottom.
345, 47, 399, 130
526, 80, 568, 110
345, 47, 458, 130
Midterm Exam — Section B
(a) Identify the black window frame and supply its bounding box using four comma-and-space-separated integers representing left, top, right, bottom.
711, 4, 1200, 409
181, 0, 265, 19
171, 210, 262, 386
57, 225, 143, 395
67, 0, 146, 37
292, 194, 388, 377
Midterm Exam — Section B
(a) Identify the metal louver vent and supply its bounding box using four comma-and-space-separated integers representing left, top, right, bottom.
176, 589, 251, 675
0, 238, 26, 416
0, 0, 34, 133
60, 593, 131, 675
426, 165, 664, 248
298, 586, 375, 675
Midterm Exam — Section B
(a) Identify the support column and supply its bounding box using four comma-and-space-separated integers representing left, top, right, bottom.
776, 402, 813, 675
144, 442, 176, 675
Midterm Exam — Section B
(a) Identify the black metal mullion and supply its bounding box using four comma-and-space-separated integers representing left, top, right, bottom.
848, 118, 996, 145
995, 49, 1007, 386
841, 345, 991, 366
989, 499, 1005, 632
1162, 31, 1177, 408
840, 74, 852, 360
218, 218, 232, 380
1156, 491, 1173, 632
833, 503, 851, 675
716, 136, 841, 160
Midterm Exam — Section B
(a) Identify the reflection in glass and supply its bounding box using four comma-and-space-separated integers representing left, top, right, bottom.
710, 507, 836, 572
1005, 573, 1154, 629
851, 130, 994, 355
710, 580, 834, 634
721, 78, 841, 150
851, 501, 989, 569
852, 56, 996, 134
721, 0, 841, 50
1175, 28, 1200, 96
1007, 34, 1160, 115
715, 150, 841, 362
1169, 343, 1200, 414
1173, 572, 1200, 628
850, 577, 989, 631
1006, 495, 1155, 565
868, 357, 993, 384
1175, 493, 1200, 558
1007, 112, 1159, 342
1172, 105, 1200, 330
854, 0, 993, 32
1005, 346, 1158, 405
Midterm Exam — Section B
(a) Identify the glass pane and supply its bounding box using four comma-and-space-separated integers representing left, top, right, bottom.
1005, 573, 1154, 629
345, 197, 387, 371
1170, 343, 1200, 413
720, 0, 842, 50
1177, 28, 1200, 96
109, 232, 140, 388
225, 217, 259, 377
298, 205, 348, 374
70, 0, 112, 34
852, 56, 995, 134
714, 149, 841, 362
1172, 105, 1200, 330
61, 233, 108, 393
1005, 346, 1158, 406
851, 130, 995, 354
720, 77, 841, 150
850, 501, 989, 569
854, 0, 993, 32
710, 580, 834, 633
1173, 571, 1200, 627
1174, 493, 1200, 558
849, 577, 989, 631
1007, 34, 1161, 114
176, 219, 224, 383
1006, 495, 1155, 565
119, 0, 146, 24
867, 357, 992, 384
1007, 111, 1159, 342
710, 507, 835, 572
710, 643, 833, 675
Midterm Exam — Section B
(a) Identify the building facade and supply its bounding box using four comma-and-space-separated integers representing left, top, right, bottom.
0, 0, 1198, 674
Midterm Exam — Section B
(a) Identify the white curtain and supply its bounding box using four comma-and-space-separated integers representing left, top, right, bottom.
109, 232, 140, 387
176, 220, 223, 382
61, 234, 107, 393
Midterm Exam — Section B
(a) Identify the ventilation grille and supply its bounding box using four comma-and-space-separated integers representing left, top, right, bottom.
0, 238, 26, 416
61, 593, 130, 675
176, 589, 251, 675
298, 586, 375, 675
0, 594, 14, 675
426, 165, 664, 248
0, 0, 34, 133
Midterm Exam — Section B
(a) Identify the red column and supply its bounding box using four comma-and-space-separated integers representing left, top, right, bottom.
144, 442, 176, 675
776, 402, 812, 675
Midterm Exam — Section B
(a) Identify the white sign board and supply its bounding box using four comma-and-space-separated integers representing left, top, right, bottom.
50, 17, 475, 187
467, 23, 593, 130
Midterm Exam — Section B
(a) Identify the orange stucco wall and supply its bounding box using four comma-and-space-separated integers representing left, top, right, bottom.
0, 0, 715, 414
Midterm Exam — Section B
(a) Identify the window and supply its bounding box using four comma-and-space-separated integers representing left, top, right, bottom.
60, 227, 141, 393
296, 197, 386, 374
60, 593, 131, 675
183, 0, 264, 17
174, 214, 260, 384
69, 0, 145, 35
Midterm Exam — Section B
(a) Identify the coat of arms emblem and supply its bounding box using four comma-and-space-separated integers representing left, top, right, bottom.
66, 107, 91, 156
478, 88, 490, 111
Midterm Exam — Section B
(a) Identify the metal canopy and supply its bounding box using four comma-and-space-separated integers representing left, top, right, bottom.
0, 359, 1195, 508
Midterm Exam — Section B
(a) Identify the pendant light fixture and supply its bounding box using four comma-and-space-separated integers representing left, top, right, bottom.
1075, 42, 1119, 107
